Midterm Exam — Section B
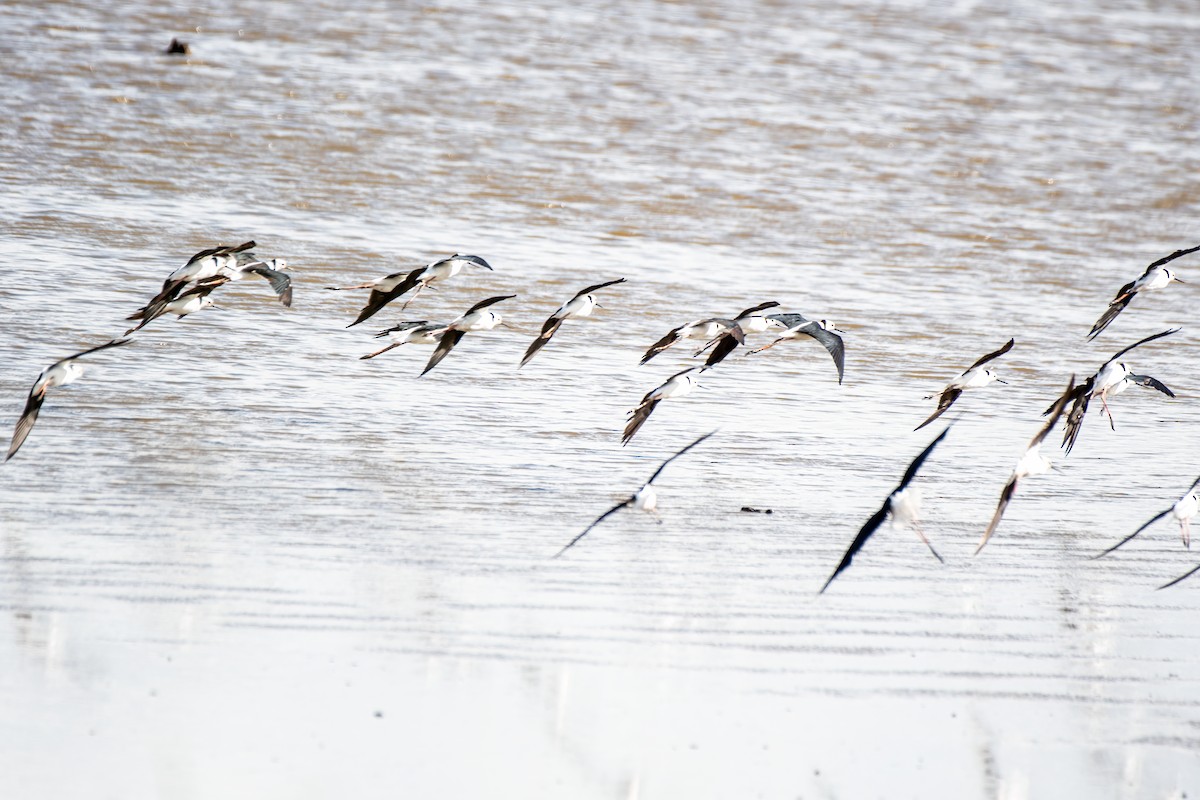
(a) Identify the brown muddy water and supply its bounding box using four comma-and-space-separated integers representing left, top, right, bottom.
3, 0, 1200, 797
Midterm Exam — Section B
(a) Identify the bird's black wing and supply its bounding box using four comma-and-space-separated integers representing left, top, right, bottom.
1093, 508, 1172, 558
622, 397, 660, 446
965, 338, 1015, 371
463, 294, 517, 315
1159, 562, 1200, 590
572, 278, 626, 300
1104, 327, 1180, 366
766, 313, 809, 329
1088, 295, 1135, 340
1145, 244, 1200, 271
519, 316, 565, 368
421, 329, 466, 376
896, 427, 951, 492
801, 325, 845, 384
733, 300, 781, 319
1034, 375, 1076, 448
5, 385, 47, 462
243, 263, 293, 307
1126, 373, 1174, 397
703, 330, 742, 367
976, 476, 1018, 555
641, 326, 685, 364
914, 388, 961, 431
819, 502, 890, 594
553, 500, 630, 558
348, 269, 425, 328
374, 321, 431, 338
53, 338, 134, 368
435, 253, 493, 271
644, 430, 718, 485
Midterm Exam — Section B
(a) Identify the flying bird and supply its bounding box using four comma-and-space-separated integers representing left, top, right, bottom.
622, 367, 705, 446
697, 301, 782, 367
360, 321, 445, 360
329, 254, 494, 327
915, 338, 1014, 431
1095, 475, 1200, 557
640, 317, 740, 365
553, 430, 717, 558
5, 339, 134, 462
134, 241, 255, 322
1055, 328, 1178, 454
421, 294, 515, 376
224, 251, 293, 306
519, 278, 626, 368
1088, 245, 1198, 340
751, 313, 846, 383
975, 375, 1077, 555
819, 427, 950, 594
125, 279, 225, 335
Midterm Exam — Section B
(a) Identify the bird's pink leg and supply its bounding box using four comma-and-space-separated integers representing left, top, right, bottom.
1100, 390, 1117, 431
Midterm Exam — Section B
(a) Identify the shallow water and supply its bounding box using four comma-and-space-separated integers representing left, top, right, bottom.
3, 0, 1200, 797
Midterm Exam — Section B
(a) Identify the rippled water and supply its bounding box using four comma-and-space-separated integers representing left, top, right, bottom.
3, 0, 1200, 797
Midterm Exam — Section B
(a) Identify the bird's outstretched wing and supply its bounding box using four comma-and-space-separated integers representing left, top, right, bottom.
519, 316, 565, 368
5, 387, 47, 462
897, 426, 951, 491
1159, 562, 1200, 590
553, 500, 629, 558
800, 325, 846, 384
243, 263, 293, 307
572, 277, 626, 300
1104, 327, 1180, 366
463, 294, 517, 315
976, 478, 1018, 555
819, 427, 949, 593
348, 269, 425, 328
819, 503, 890, 594
703, 329, 743, 367
622, 397, 660, 446
644, 430, 718, 485
54, 338, 134, 366
966, 338, 1015, 371
421, 329, 466, 376
641, 326, 685, 364
1126, 374, 1174, 397
1093, 508, 1172, 558
915, 387, 962, 431
733, 300, 781, 318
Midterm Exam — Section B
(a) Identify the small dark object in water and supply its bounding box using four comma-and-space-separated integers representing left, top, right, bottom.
740, 506, 773, 514
165, 38, 190, 55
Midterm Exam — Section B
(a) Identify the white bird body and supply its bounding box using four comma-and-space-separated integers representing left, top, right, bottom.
1175, 490, 1199, 547
735, 312, 774, 335
631, 484, 658, 513
167, 252, 232, 285
32, 360, 86, 395
680, 319, 730, 340
888, 487, 921, 529
648, 370, 701, 402
950, 366, 1001, 391
1174, 491, 1199, 522
1013, 444, 1052, 481
554, 293, 597, 320
1134, 266, 1178, 293
449, 309, 503, 333
387, 325, 443, 346
164, 293, 218, 318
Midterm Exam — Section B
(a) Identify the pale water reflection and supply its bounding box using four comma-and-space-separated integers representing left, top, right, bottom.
3, 0, 1200, 797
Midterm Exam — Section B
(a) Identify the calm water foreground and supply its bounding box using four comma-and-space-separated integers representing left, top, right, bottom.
2, 0, 1200, 797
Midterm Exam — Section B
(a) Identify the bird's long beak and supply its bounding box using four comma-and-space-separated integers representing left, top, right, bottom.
594, 303, 604, 310
1175, 277, 1187, 284
209, 304, 225, 311
995, 378, 1009, 385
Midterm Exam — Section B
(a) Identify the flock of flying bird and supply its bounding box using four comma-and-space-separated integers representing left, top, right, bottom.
4, 241, 1199, 592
